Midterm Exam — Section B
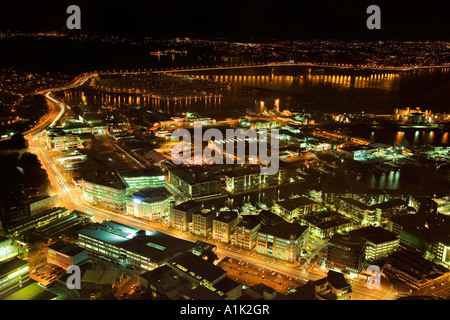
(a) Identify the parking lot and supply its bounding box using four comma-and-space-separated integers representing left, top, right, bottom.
218, 257, 305, 294
30, 263, 66, 287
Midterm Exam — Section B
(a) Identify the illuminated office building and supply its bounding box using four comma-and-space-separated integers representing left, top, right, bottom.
81, 174, 127, 212
168, 166, 222, 200
169, 200, 201, 232
191, 210, 216, 238
349, 226, 399, 263
78, 220, 195, 270
117, 168, 166, 195
212, 211, 238, 244
256, 221, 308, 263
0, 258, 30, 298
126, 187, 174, 221
46, 130, 81, 150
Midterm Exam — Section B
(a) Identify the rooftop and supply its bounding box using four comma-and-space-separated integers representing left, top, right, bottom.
303, 211, 352, 230
82, 172, 127, 190
131, 187, 173, 203
259, 221, 308, 240
47, 240, 86, 257
390, 212, 450, 245
237, 215, 260, 230
373, 199, 407, 210
168, 252, 226, 284
387, 249, 449, 280
349, 226, 399, 244
213, 211, 238, 224
0, 258, 28, 276
339, 197, 372, 210
170, 166, 219, 185
338, 145, 373, 152
118, 167, 164, 178
276, 196, 319, 212
78, 220, 195, 264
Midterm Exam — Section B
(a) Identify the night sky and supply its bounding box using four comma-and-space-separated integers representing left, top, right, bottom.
0, 0, 448, 40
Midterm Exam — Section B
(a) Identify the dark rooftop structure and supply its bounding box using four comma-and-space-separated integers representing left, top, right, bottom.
173, 200, 201, 212
259, 221, 308, 240
328, 233, 365, 252
384, 249, 449, 288
287, 270, 352, 300
167, 252, 226, 285
170, 166, 219, 185
275, 196, 319, 212
259, 210, 286, 226
338, 145, 373, 152
180, 284, 226, 300
303, 211, 352, 230
237, 215, 260, 230
390, 212, 450, 246
83, 171, 127, 190
214, 211, 238, 224
0, 258, 28, 276
47, 240, 86, 257
373, 199, 407, 210
339, 197, 372, 210
131, 187, 172, 203
245, 283, 279, 300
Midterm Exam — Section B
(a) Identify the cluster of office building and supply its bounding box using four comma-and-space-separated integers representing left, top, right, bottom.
45, 115, 108, 151
170, 203, 308, 263
167, 164, 297, 200
80, 167, 173, 220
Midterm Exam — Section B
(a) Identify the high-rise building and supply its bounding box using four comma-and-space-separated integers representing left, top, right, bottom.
169, 200, 201, 232
256, 220, 308, 263
326, 233, 365, 274
234, 215, 261, 250
0, 258, 30, 298
287, 270, 353, 300
191, 210, 216, 237
117, 167, 166, 195
212, 211, 238, 244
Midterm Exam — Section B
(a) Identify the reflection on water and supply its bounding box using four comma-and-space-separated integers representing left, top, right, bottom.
442, 132, 449, 144
64, 90, 222, 115
193, 72, 400, 92
352, 128, 449, 148
368, 170, 400, 190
